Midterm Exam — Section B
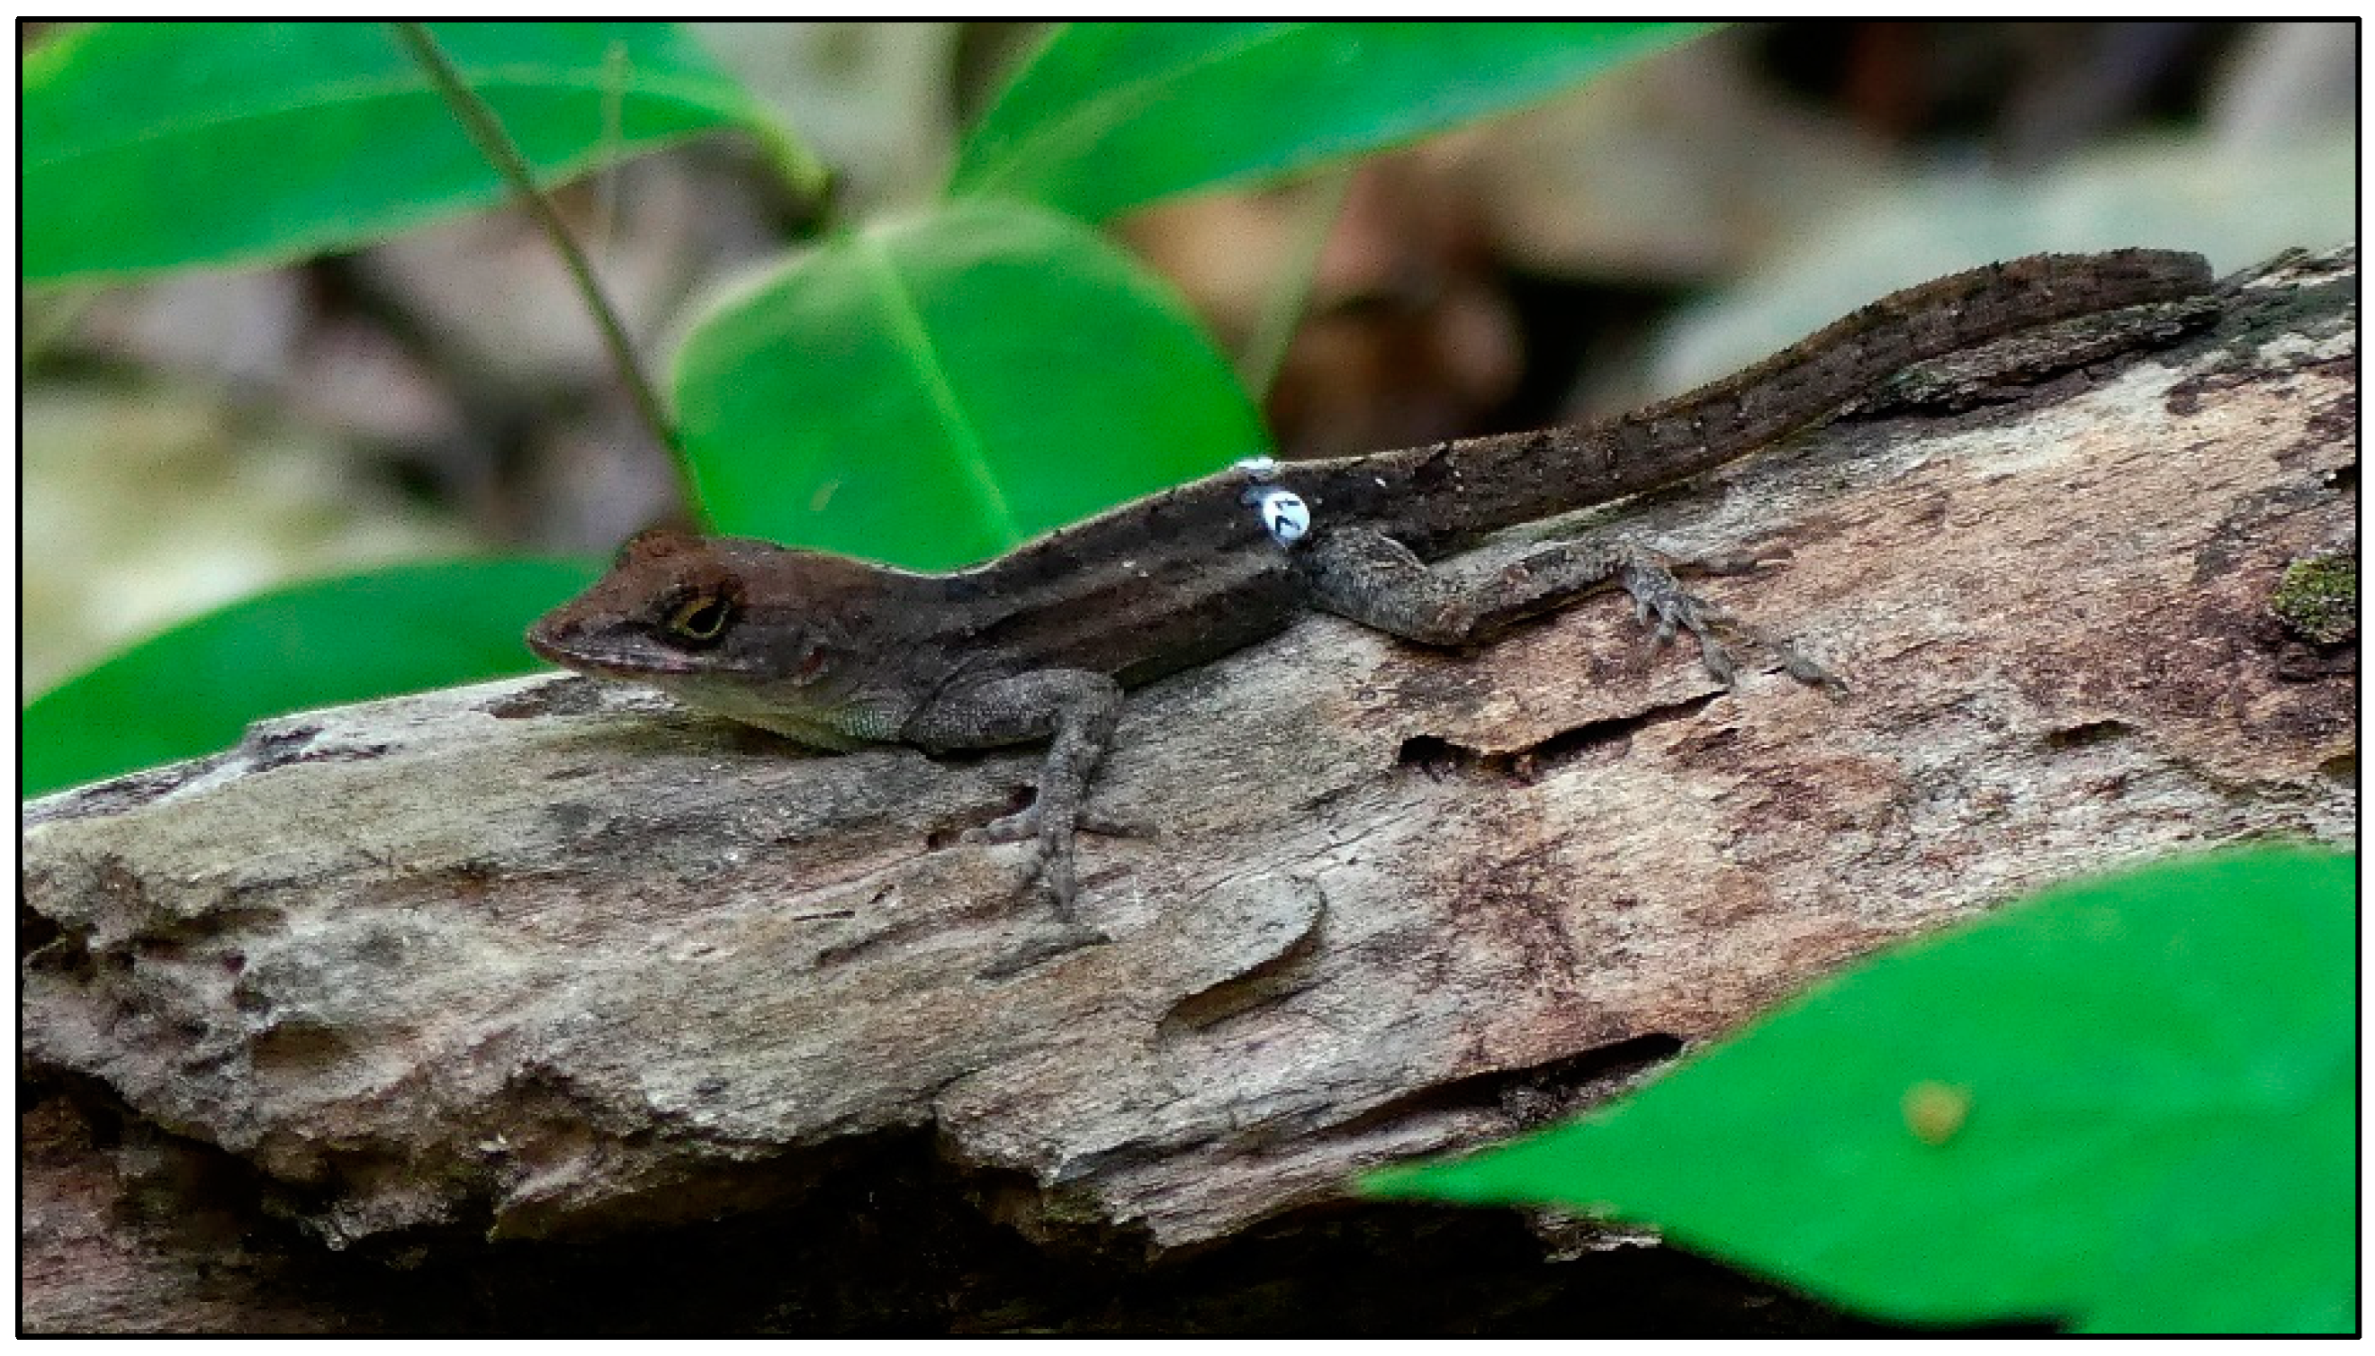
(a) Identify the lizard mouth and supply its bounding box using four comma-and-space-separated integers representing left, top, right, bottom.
525, 624, 701, 678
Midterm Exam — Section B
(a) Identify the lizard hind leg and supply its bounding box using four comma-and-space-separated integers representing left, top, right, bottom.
1295, 526, 1833, 688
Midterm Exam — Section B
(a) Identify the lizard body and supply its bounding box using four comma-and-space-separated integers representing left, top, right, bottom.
529, 248, 2215, 932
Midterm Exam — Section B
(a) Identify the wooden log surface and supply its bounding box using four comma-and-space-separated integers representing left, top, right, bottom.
21, 245, 2356, 1333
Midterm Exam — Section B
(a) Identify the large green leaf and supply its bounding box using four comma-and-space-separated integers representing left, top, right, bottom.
1370, 851, 2354, 1334
949, 22, 1708, 221
673, 198, 1268, 569
24, 21, 794, 283
23, 558, 601, 799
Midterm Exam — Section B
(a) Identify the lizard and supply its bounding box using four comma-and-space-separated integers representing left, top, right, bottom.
527, 248, 2216, 945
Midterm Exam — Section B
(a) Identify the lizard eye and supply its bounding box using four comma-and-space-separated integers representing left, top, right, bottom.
665, 593, 734, 644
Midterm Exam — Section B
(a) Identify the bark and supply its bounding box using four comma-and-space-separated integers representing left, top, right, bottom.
21, 246, 2356, 1334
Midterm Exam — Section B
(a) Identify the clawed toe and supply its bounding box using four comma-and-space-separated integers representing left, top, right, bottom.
1694, 634, 1739, 685
1776, 643, 1846, 692
964, 806, 1040, 845
1074, 808, 1152, 838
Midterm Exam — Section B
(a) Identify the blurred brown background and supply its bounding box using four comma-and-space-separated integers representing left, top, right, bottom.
21, 20, 2356, 695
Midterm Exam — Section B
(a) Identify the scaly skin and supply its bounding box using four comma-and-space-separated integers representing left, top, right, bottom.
529, 249, 2217, 940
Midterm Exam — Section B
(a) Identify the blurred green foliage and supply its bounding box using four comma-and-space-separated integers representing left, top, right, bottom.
950, 22, 1705, 220
675, 200, 1265, 568
22, 20, 1702, 793
24, 21, 787, 283
23, 560, 601, 797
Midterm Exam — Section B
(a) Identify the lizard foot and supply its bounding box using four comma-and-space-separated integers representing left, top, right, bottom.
1619, 556, 1842, 692
964, 803, 1150, 845
960, 811, 1117, 961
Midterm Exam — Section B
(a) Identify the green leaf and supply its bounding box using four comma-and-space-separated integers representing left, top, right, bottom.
24, 21, 788, 284
673, 198, 1268, 569
950, 22, 1709, 221
23, 558, 601, 799
1370, 851, 2355, 1334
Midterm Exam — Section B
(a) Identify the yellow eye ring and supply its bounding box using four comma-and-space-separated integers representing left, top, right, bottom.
668, 594, 732, 641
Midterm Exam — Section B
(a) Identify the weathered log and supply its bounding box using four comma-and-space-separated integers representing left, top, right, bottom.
22, 246, 2355, 1333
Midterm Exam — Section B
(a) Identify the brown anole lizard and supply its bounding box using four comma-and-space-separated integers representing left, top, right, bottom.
528, 248, 2215, 943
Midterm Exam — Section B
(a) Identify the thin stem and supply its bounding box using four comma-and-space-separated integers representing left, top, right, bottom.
1237, 164, 1355, 404
592, 38, 630, 255
390, 22, 701, 521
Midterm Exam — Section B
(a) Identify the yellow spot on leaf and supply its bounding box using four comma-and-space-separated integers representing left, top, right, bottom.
1903, 1080, 1972, 1146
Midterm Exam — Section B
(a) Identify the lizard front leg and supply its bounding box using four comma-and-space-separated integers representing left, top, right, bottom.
1293, 525, 1831, 686
901, 668, 1123, 936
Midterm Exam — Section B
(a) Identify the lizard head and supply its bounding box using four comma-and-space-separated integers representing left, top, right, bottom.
528, 529, 921, 740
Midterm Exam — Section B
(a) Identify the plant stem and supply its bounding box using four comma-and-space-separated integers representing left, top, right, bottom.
593, 38, 630, 255
390, 22, 701, 522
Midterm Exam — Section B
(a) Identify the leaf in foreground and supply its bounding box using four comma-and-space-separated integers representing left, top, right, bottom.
1369, 851, 2354, 1334
24, 558, 600, 798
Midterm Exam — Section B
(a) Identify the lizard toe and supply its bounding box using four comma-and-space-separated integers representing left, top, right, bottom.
1695, 634, 1739, 686
966, 805, 1041, 845
1074, 807, 1154, 838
